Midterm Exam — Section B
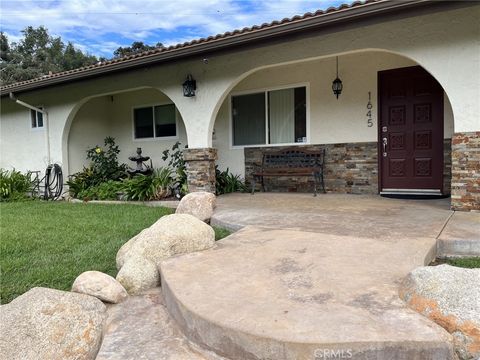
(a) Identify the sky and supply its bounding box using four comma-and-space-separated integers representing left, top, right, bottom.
1, 0, 346, 58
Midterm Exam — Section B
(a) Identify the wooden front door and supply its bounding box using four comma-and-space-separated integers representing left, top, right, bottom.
378, 66, 444, 195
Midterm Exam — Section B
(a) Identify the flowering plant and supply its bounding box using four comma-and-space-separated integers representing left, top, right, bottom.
85, 137, 127, 184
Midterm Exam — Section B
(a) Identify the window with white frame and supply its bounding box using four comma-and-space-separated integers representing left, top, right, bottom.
30, 108, 44, 128
133, 104, 176, 139
232, 86, 307, 146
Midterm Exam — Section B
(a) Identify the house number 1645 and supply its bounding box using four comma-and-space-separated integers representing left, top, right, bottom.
366, 92, 373, 127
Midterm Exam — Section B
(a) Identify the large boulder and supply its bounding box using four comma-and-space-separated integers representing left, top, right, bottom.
115, 214, 215, 295
400, 264, 480, 360
116, 229, 145, 270
116, 255, 160, 295
72, 271, 128, 304
123, 213, 215, 268
0, 287, 106, 360
176, 191, 216, 222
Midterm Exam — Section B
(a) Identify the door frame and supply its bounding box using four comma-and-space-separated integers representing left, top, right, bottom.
377, 65, 444, 195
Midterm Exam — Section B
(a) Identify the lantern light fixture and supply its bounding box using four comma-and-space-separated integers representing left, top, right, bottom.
182, 74, 196, 97
332, 56, 343, 99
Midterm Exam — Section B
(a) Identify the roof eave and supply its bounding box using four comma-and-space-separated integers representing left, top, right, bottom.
0, 0, 448, 97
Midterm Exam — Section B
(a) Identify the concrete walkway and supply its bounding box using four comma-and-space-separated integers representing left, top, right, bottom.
211, 193, 453, 239
161, 226, 453, 360
99, 194, 479, 360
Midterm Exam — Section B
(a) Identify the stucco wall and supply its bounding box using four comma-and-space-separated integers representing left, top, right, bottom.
68, 96, 111, 173
0, 4, 477, 176
0, 100, 47, 172
67, 88, 187, 174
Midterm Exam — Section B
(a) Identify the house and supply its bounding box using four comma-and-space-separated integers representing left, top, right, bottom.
1, 0, 479, 211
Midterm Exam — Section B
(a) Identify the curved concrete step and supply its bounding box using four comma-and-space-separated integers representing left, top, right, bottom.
160, 227, 454, 360
96, 288, 226, 360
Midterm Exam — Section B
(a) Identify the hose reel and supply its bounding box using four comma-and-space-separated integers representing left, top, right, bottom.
31, 164, 64, 200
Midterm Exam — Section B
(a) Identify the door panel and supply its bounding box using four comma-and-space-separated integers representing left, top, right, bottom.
379, 66, 444, 193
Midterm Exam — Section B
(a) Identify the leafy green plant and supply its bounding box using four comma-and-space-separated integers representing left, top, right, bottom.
0, 169, 35, 202
215, 166, 247, 195
86, 137, 127, 184
76, 180, 123, 201
162, 141, 188, 197
67, 137, 128, 199
121, 168, 173, 201
66, 166, 96, 198
149, 167, 174, 199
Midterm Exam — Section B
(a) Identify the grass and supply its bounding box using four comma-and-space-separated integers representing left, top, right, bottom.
431, 257, 480, 269
213, 226, 231, 241
0, 201, 231, 304
445, 257, 480, 269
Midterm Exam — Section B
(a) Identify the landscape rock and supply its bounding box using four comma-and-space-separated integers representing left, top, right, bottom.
0, 287, 106, 360
176, 191, 216, 222
122, 213, 215, 268
115, 214, 215, 294
400, 264, 480, 360
116, 255, 160, 295
116, 229, 146, 270
72, 270, 128, 303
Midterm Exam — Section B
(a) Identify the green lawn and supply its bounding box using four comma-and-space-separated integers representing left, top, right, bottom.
430, 257, 480, 269
0, 201, 230, 304
445, 257, 480, 269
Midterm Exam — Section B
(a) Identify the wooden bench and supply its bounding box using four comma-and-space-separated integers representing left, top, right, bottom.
251, 148, 326, 196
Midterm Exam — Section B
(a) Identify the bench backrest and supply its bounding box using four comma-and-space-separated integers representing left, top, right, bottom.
262, 148, 325, 169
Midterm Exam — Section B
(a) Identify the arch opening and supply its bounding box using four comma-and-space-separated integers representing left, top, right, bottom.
210, 49, 455, 196
66, 87, 188, 176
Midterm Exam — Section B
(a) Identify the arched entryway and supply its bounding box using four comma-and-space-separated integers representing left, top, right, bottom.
66, 88, 187, 175
209, 49, 455, 196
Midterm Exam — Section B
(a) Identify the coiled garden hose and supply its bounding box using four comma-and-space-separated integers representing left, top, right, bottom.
43, 164, 63, 200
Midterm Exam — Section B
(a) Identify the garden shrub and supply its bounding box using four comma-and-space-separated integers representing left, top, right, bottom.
67, 137, 127, 198
0, 169, 35, 202
86, 136, 127, 183
215, 167, 247, 195
121, 168, 173, 201
76, 180, 123, 201
66, 166, 96, 198
162, 141, 188, 197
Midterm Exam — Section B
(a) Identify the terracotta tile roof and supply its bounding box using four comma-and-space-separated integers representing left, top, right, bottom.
0, 0, 422, 95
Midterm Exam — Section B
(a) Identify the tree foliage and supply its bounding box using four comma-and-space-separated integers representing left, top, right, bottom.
0, 27, 164, 86
113, 41, 164, 58
0, 26, 99, 86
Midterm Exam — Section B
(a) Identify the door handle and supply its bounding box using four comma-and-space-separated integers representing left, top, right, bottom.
382, 137, 388, 157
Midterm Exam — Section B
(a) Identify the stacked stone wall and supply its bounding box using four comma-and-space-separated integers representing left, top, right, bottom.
451, 132, 480, 211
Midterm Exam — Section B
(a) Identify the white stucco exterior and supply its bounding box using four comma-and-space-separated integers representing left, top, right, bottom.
67, 89, 187, 174
0, 4, 478, 177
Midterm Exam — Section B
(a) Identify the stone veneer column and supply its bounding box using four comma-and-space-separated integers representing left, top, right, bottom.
451, 132, 480, 211
183, 148, 217, 193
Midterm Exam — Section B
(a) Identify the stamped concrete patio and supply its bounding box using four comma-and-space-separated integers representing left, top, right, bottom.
99, 193, 480, 360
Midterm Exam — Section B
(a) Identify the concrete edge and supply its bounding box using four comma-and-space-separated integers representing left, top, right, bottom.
210, 216, 245, 233
160, 265, 454, 360
436, 238, 480, 259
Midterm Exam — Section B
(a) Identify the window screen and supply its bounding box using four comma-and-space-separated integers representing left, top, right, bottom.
154, 104, 176, 137
232, 93, 266, 146
30, 109, 44, 128
268, 88, 295, 144
134, 107, 154, 139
